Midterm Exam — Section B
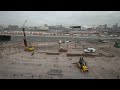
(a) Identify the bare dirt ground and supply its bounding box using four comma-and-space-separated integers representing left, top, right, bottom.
0, 40, 120, 79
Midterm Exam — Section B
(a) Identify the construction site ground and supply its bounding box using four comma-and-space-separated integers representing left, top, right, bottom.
0, 40, 120, 79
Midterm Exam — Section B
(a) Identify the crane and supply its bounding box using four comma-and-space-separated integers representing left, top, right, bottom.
22, 18, 34, 52
22, 19, 28, 47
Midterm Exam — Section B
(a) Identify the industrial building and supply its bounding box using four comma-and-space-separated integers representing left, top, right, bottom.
69, 26, 81, 30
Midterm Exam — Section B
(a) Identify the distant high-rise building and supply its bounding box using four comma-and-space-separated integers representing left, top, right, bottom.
0, 25, 3, 30
34, 27, 37, 30
87, 28, 93, 30
60, 25, 62, 27
96, 24, 107, 30
44, 24, 48, 27
112, 23, 119, 30
8, 25, 19, 30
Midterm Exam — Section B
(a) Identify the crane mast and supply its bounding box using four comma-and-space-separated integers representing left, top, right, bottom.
22, 19, 28, 47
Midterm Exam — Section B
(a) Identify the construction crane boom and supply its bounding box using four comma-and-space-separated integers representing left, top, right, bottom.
22, 19, 28, 47
22, 18, 28, 28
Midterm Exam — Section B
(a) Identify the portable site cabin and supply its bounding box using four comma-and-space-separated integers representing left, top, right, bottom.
114, 41, 120, 48
0, 35, 11, 41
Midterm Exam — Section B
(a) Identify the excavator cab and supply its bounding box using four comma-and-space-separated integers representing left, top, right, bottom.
77, 57, 88, 72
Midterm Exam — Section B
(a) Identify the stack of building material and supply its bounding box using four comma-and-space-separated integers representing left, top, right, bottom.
66, 53, 82, 56
59, 48, 67, 52
47, 69, 63, 76
46, 52, 59, 55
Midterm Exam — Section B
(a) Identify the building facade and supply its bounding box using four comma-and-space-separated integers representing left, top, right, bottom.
8, 25, 19, 30
49, 25, 66, 30
112, 23, 119, 30
96, 24, 107, 30
38, 26, 49, 31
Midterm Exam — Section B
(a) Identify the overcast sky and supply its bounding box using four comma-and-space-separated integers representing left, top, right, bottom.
0, 11, 120, 27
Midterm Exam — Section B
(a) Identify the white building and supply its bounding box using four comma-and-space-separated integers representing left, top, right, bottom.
38, 26, 49, 31
8, 25, 19, 30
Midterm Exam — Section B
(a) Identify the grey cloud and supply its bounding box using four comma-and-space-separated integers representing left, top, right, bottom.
0, 11, 119, 27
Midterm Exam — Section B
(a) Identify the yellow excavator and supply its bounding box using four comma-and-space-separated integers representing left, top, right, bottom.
22, 19, 34, 52
73, 57, 88, 72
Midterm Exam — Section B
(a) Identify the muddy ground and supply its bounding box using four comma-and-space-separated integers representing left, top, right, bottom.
0, 40, 120, 79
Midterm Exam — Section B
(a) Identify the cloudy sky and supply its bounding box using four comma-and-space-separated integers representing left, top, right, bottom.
0, 11, 120, 27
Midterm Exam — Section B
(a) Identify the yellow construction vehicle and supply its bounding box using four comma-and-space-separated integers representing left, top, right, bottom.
76, 62, 88, 72
73, 57, 88, 72
24, 46, 34, 52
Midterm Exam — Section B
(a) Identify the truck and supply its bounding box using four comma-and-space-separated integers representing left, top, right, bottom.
84, 47, 96, 53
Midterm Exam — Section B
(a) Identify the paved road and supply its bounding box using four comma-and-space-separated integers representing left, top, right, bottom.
0, 34, 119, 39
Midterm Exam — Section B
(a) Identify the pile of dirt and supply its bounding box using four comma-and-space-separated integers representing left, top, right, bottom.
47, 69, 63, 76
